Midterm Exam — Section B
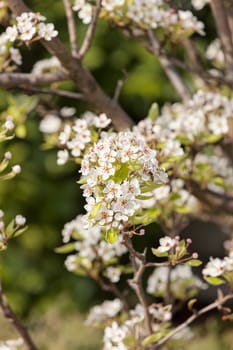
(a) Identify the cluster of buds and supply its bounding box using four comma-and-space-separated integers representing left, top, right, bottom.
0, 210, 27, 251
151, 235, 201, 267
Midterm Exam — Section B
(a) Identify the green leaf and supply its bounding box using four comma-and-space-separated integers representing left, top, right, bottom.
105, 227, 118, 243
203, 134, 223, 144
55, 242, 76, 254
204, 276, 225, 285
113, 163, 129, 183
151, 248, 168, 258
13, 225, 28, 238
142, 332, 163, 346
89, 202, 102, 219
212, 177, 225, 187
187, 259, 202, 267
148, 102, 159, 121
188, 298, 197, 311
175, 205, 191, 214
130, 207, 161, 225
77, 176, 88, 185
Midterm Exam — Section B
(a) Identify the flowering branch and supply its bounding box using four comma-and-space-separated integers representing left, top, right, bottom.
155, 293, 233, 348
79, 0, 102, 59
5, 0, 134, 131
0, 281, 37, 350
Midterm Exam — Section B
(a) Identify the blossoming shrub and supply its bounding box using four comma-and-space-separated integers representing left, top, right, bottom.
0, 0, 233, 349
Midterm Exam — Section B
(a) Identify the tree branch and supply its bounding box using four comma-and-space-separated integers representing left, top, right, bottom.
0, 282, 38, 350
63, 0, 78, 56
21, 86, 84, 100
5, 0, 134, 131
210, 0, 233, 75
0, 72, 67, 88
155, 293, 233, 348
79, 0, 102, 59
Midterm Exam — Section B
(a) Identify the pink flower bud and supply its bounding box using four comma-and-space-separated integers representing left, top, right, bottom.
192, 252, 198, 259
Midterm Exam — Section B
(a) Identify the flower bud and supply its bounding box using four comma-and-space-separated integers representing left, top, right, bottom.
15, 215, 26, 226
4, 152, 12, 160
12, 165, 21, 174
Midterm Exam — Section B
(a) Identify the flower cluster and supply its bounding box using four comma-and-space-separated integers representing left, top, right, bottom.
202, 251, 233, 286
147, 265, 206, 300
85, 298, 123, 325
80, 128, 168, 235
59, 215, 127, 279
0, 12, 58, 71
73, 0, 205, 37
138, 91, 233, 145
5, 12, 58, 42
57, 111, 111, 165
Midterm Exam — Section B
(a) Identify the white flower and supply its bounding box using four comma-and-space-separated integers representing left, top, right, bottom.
60, 107, 76, 117
5, 26, 18, 42
78, 4, 92, 24
86, 299, 122, 325
72, 0, 86, 11
9, 48, 22, 65
202, 257, 226, 277
192, 0, 209, 10
0, 338, 23, 350
93, 113, 111, 128
39, 114, 61, 134
57, 149, 69, 165
38, 22, 58, 41
157, 236, 175, 252
105, 266, 121, 283
19, 22, 36, 41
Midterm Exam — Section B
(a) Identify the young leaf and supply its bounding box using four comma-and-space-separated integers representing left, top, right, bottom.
142, 332, 163, 346
55, 242, 76, 254
204, 276, 225, 285
187, 259, 202, 267
105, 227, 118, 243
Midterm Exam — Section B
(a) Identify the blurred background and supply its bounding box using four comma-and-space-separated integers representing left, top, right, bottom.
0, 1, 232, 349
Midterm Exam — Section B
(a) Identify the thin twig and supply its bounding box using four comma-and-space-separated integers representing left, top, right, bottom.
0, 282, 38, 350
22, 86, 84, 100
146, 29, 191, 101
79, 0, 102, 59
155, 293, 233, 348
123, 235, 153, 336
96, 276, 129, 312
113, 72, 128, 102
63, 0, 79, 56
